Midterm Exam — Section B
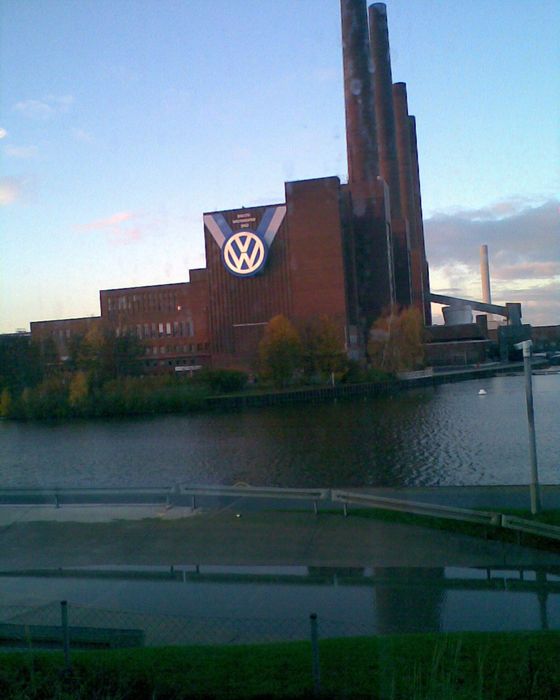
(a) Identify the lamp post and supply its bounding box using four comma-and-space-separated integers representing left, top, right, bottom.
515, 340, 541, 514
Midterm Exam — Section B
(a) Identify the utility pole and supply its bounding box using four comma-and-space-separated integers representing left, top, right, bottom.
515, 340, 541, 514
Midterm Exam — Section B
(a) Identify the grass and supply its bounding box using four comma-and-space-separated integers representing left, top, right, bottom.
349, 506, 560, 552
1, 630, 560, 699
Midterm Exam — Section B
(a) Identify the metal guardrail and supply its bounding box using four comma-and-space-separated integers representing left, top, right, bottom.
0, 487, 172, 507
178, 484, 330, 513
178, 484, 329, 500
501, 514, 560, 542
0, 485, 331, 512
331, 490, 502, 526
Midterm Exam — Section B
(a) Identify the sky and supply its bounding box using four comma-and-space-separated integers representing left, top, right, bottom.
1, 0, 558, 333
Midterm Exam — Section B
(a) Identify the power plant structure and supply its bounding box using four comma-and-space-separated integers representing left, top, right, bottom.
28, 1, 524, 371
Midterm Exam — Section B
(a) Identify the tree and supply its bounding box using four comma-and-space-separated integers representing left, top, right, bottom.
76, 324, 144, 385
368, 306, 425, 374
0, 335, 43, 392
0, 388, 12, 418
258, 315, 302, 388
76, 325, 110, 385
300, 315, 347, 380
69, 371, 90, 409
113, 334, 144, 377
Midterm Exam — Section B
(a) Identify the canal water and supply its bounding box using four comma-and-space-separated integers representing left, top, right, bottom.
1, 373, 559, 489
1, 565, 558, 644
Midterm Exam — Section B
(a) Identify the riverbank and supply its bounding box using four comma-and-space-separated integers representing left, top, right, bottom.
2, 359, 547, 420
3, 630, 560, 699
206, 360, 545, 410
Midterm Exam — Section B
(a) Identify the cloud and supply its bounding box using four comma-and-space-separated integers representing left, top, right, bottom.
5, 145, 38, 159
14, 94, 74, 119
0, 177, 25, 205
425, 197, 559, 326
82, 211, 134, 229
0, 128, 7, 139
76, 211, 144, 245
493, 262, 558, 280
425, 198, 559, 268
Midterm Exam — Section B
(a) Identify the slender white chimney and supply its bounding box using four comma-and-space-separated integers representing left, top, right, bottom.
480, 244, 491, 304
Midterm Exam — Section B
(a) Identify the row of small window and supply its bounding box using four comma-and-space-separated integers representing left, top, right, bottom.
145, 344, 206, 355
116, 321, 194, 339
50, 329, 72, 339
144, 358, 198, 368
107, 294, 181, 313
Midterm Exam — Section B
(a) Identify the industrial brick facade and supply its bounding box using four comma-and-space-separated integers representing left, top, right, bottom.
29, 1, 432, 374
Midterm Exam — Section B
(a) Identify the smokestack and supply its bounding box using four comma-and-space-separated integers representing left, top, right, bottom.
369, 2, 411, 308
408, 114, 431, 324
341, 0, 379, 196
340, 0, 396, 335
480, 244, 492, 304
368, 2, 401, 218
393, 82, 423, 311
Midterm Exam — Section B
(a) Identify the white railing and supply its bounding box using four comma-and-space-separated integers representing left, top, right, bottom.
331, 489, 501, 526
178, 484, 330, 512
501, 514, 560, 541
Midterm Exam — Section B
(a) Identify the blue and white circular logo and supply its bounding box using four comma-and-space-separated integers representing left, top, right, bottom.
222, 231, 268, 277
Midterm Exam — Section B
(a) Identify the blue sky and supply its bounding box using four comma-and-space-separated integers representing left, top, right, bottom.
1, 0, 558, 332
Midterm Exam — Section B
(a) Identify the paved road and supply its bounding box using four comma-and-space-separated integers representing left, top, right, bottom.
1, 504, 559, 570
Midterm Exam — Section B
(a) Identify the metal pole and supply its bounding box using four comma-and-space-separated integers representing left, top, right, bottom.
61, 600, 71, 672
518, 340, 541, 514
310, 613, 321, 696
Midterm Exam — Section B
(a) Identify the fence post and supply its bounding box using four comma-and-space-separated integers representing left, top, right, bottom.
61, 600, 71, 672
310, 613, 321, 696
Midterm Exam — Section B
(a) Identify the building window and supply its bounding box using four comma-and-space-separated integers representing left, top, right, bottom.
166, 322, 172, 335
158, 323, 164, 336
173, 321, 179, 336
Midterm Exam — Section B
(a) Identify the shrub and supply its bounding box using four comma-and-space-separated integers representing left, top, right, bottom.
196, 369, 248, 394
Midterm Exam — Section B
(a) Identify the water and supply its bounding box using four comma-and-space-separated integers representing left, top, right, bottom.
0, 565, 558, 643
1, 373, 558, 489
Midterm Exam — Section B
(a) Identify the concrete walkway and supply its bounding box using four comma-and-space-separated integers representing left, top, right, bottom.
1, 504, 560, 570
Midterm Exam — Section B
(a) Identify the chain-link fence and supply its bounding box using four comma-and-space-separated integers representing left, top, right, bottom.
0, 599, 371, 651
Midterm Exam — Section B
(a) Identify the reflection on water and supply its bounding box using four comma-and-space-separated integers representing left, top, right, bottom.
0, 565, 559, 643
1, 374, 559, 489
374, 568, 445, 634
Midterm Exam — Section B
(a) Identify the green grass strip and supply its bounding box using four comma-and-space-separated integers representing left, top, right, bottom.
1, 630, 560, 699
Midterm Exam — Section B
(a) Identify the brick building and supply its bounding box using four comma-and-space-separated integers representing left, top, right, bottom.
29, 1, 433, 373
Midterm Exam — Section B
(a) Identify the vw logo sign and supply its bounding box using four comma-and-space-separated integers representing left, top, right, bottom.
222, 231, 267, 277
